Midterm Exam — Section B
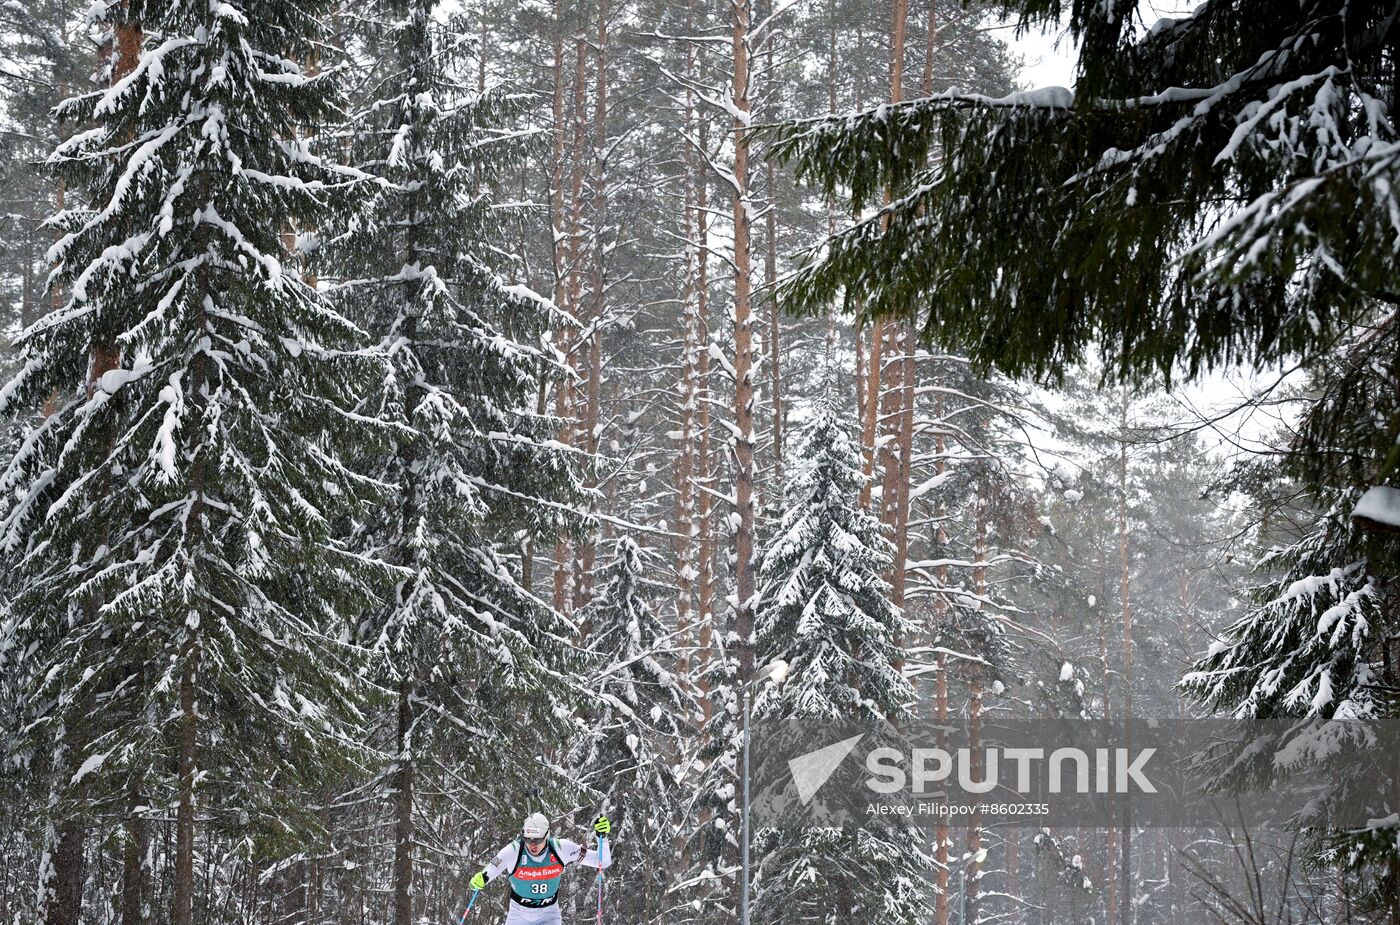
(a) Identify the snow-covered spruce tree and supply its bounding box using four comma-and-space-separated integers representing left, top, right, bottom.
328, 4, 587, 922
1182, 313, 1400, 913
748, 401, 931, 925
0, 1, 385, 922
1181, 486, 1398, 906
768, 0, 1400, 389
572, 537, 692, 925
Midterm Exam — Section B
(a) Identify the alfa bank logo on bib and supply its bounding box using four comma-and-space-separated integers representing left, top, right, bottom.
515, 865, 564, 880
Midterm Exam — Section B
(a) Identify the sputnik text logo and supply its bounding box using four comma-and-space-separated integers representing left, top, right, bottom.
787, 737, 1158, 803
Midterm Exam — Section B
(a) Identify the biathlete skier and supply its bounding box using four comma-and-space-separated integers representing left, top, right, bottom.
468, 812, 612, 925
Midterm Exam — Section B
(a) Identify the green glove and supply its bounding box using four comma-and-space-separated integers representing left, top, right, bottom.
594, 814, 610, 836
470, 870, 487, 891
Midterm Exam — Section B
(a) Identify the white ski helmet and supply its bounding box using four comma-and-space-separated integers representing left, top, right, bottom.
522, 812, 550, 839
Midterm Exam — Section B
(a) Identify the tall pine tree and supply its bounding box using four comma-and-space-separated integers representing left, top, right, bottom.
329, 3, 587, 921
750, 401, 931, 925
0, 1, 385, 922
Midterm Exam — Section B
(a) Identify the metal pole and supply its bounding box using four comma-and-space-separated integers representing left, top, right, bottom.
741, 683, 751, 925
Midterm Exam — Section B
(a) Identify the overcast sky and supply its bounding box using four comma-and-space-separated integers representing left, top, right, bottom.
1004, 21, 1078, 89
999, 1, 1201, 90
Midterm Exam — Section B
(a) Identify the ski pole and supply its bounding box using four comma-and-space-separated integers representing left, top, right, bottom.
594, 834, 606, 925
455, 889, 480, 925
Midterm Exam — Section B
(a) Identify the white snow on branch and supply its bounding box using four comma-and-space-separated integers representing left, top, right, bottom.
70, 750, 109, 785
1354, 485, 1400, 530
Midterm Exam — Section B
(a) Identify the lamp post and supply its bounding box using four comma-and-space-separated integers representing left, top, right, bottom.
741, 658, 789, 925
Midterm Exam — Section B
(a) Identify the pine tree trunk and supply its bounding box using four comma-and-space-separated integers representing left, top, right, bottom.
554, 32, 590, 617
477, 12, 487, 95
1387, 858, 1400, 925
549, 402, 571, 616
731, 3, 756, 627
934, 651, 950, 925
565, 24, 588, 333
878, 324, 901, 557
675, 16, 700, 678
889, 327, 915, 623
898, 330, 916, 553
695, 117, 717, 722
822, 0, 839, 362
965, 505, 988, 925
730, 0, 758, 912
1169, 825, 1185, 921
548, 0, 570, 615
575, 0, 610, 614
673, 311, 697, 675
892, 0, 911, 97
966, 677, 984, 925
765, 159, 781, 483
854, 326, 867, 436
877, 0, 906, 518
858, 324, 882, 507
863, 0, 906, 514
392, 681, 414, 925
